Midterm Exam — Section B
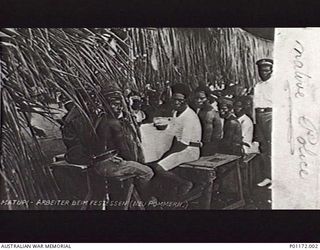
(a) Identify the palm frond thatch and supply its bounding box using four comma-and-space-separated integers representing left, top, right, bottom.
1, 28, 138, 209
129, 28, 273, 92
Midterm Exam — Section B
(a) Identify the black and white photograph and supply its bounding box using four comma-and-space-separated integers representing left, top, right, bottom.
0, 27, 312, 210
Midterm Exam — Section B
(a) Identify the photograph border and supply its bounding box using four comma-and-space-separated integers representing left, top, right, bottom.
1, 0, 320, 243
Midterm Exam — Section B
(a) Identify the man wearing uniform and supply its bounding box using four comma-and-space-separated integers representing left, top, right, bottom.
253, 58, 273, 187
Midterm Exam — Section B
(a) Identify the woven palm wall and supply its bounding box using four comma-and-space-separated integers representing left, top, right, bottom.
129, 28, 273, 92
1, 28, 273, 208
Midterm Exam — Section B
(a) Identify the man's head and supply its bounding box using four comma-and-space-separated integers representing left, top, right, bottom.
131, 97, 142, 111
233, 97, 246, 118
171, 84, 191, 112
102, 88, 124, 117
148, 92, 161, 107
218, 97, 234, 119
193, 86, 211, 108
109, 97, 123, 117
256, 58, 273, 81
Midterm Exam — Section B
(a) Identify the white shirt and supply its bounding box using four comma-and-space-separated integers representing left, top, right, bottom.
132, 110, 146, 123
253, 77, 273, 108
158, 106, 202, 171
238, 114, 260, 154
140, 123, 175, 163
171, 106, 202, 145
211, 101, 219, 112
238, 114, 253, 153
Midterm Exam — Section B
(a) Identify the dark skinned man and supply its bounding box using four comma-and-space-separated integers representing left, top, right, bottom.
253, 58, 273, 187
149, 84, 203, 201
192, 86, 223, 156
218, 97, 243, 156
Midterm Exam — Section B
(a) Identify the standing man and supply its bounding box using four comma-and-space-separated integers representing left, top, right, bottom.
253, 58, 273, 187
192, 86, 223, 156
218, 97, 243, 156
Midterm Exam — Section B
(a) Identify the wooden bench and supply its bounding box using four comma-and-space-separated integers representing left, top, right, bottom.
50, 156, 144, 210
179, 153, 245, 210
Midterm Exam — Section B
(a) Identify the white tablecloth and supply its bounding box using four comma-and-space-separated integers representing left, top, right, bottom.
140, 123, 174, 163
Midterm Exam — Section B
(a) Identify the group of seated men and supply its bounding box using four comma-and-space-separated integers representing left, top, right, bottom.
130, 84, 257, 157
59, 81, 257, 206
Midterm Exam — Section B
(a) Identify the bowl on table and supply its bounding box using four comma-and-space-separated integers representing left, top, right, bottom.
153, 117, 171, 130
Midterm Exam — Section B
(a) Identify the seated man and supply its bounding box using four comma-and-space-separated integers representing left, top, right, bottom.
192, 86, 223, 156
60, 89, 153, 207
150, 84, 203, 200
215, 97, 244, 198
142, 91, 160, 123
234, 96, 257, 154
94, 89, 154, 185
60, 91, 101, 165
218, 97, 243, 156
58, 90, 111, 206
131, 97, 146, 125
142, 91, 173, 124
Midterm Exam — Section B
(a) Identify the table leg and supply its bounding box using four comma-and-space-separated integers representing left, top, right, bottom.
223, 160, 245, 210
103, 179, 110, 211
202, 170, 216, 209
124, 180, 134, 210
246, 167, 251, 196
237, 161, 245, 203
81, 170, 93, 210
248, 161, 253, 195
132, 188, 145, 210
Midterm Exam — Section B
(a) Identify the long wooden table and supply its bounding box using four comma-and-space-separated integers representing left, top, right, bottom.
179, 153, 245, 209
140, 124, 245, 209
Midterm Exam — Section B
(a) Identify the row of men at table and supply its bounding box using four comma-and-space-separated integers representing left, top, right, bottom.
60, 58, 273, 205
131, 58, 272, 187
131, 85, 257, 156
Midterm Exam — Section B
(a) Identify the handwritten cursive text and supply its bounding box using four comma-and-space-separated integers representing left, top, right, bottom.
293, 40, 312, 98
296, 116, 319, 179
286, 40, 318, 179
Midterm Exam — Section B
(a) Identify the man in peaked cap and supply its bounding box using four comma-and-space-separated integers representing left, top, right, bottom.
253, 58, 273, 187
256, 58, 273, 69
